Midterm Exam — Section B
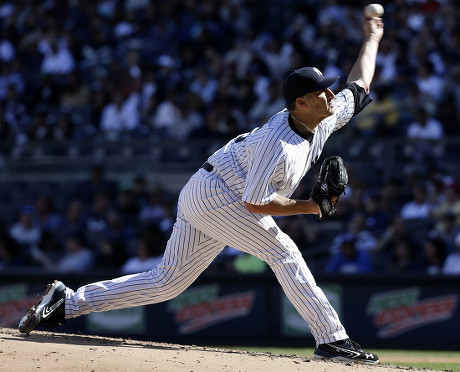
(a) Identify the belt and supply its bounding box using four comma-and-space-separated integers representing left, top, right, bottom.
201, 161, 214, 172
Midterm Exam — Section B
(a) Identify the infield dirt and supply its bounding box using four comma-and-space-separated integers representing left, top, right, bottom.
0, 327, 447, 372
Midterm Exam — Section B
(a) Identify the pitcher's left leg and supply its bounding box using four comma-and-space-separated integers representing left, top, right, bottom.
66, 213, 225, 318
19, 212, 225, 334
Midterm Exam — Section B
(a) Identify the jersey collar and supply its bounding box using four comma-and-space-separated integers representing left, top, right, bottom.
288, 114, 314, 143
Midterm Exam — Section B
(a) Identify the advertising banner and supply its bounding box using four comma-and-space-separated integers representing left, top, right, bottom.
1, 273, 460, 349
166, 284, 256, 335
86, 307, 147, 334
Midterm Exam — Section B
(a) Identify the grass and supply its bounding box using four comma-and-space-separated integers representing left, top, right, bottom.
221, 346, 460, 372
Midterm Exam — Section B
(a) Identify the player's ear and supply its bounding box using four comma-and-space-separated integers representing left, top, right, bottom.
296, 97, 308, 108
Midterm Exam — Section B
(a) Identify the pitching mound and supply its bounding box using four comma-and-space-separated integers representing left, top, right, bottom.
0, 327, 440, 372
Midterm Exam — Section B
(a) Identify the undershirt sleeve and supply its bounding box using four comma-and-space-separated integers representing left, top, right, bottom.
345, 82, 373, 116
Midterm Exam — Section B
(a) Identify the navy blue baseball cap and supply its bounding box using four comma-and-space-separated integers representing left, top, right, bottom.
283, 67, 339, 103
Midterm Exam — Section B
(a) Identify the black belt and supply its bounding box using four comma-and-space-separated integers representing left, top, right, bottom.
201, 161, 213, 172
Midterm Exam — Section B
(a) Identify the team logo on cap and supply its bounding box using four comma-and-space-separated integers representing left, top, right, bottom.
312, 67, 323, 76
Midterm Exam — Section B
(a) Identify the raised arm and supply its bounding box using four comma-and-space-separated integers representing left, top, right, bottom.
347, 15, 384, 93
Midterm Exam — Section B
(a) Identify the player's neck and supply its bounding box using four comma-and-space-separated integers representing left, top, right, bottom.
290, 114, 316, 135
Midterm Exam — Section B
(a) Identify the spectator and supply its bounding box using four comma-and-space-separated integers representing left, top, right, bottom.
114, 184, 140, 228
3, 84, 26, 130
375, 38, 398, 84
278, 215, 319, 253
256, 35, 293, 80
431, 180, 460, 225
373, 215, 421, 272
375, 215, 411, 252
352, 84, 400, 137
56, 234, 94, 273
189, 67, 219, 106
434, 212, 460, 254
362, 192, 390, 233
163, 95, 203, 140
157, 199, 176, 237
441, 64, 460, 132
78, 164, 117, 204
0, 104, 11, 140
88, 90, 107, 130
61, 200, 87, 239
325, 233, 373, 274
60, 71, 90, 110
94, 238, 127, 270
422, 234, 447, 276
380, 177, 408, 217
0, 231, 26, 269
332, 212, 377, 254
385, 238, 422, 274
415, 59, 443, 102
443, 232, 460, 275
31, 75, 60, 108
27, 109, 54, 141
85, 192, 112, 248
105, 209, 134, 250
405, 107, 444, 162
37, 230, 62, 265
39, 32, 76, 76
0, 63, 24, 102
121, 231, 165, 274
247, 80, 285, 128
400, 183, 433, 220
132, 174, 149, 209
100, 91, 140, 134
138, 187, 167, 226
33, 194, 63, 233
52, 112, 75, 142
151, 89, 181, 136
0, 36, 15, 63
9, 205, 42, 248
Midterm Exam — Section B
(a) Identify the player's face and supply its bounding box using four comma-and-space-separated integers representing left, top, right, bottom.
307, 88, 335, 120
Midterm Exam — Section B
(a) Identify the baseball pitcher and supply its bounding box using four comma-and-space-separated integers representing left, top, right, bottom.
19, 13, 384, 364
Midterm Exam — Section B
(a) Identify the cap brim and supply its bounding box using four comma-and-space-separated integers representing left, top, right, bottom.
316, 76, 340, 91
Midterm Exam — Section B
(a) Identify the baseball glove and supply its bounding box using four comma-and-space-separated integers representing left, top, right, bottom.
309, 155, 348, 220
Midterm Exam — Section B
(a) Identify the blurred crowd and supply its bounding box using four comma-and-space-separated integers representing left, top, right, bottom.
1, 0, 460, 276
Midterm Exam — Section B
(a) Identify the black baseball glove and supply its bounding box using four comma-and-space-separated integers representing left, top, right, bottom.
309, 155, 348, 220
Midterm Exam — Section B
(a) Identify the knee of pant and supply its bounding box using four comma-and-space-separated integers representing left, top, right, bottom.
148, 265, 188, 300
266, 250, 304, 269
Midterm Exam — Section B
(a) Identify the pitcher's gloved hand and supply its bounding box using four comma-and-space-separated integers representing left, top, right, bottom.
309, 155, 348, 220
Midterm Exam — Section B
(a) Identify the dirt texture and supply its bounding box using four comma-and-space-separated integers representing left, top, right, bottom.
0, 327, 445, 372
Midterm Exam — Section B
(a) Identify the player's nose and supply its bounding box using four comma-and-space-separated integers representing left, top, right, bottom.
326, 88, 335, 100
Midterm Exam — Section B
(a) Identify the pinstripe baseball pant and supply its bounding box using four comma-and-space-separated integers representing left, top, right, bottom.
65, 169, 348, 345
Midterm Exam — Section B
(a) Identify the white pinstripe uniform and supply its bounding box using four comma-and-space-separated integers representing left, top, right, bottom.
65, 86, 358, 346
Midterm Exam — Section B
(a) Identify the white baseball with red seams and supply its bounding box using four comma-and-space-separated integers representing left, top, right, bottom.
364, 3, 384, 18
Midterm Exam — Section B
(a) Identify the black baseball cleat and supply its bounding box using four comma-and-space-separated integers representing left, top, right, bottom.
314, 338, 379, 364
18, 280, 66, 335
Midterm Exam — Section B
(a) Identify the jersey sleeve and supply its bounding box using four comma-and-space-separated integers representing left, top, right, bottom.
241, 143, 285, 205
332, 82, 373, 132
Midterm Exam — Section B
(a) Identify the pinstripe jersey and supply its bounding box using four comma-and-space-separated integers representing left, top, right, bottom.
207, 87, 355, 205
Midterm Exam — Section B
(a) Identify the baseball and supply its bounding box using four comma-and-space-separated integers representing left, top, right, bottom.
364, 3, 384, 18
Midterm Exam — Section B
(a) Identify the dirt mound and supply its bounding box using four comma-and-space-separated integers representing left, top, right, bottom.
0, 327, 441, 372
